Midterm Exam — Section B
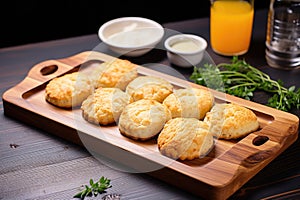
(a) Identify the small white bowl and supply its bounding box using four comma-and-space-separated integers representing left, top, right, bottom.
164, 34, 207, 67
98, 17, 164, 57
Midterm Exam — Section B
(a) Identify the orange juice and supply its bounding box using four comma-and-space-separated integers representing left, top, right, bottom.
210, 0, 254, 56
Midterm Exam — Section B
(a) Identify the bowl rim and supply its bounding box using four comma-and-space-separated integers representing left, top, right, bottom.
98, 16, 164, 49
164, 34, 207, 55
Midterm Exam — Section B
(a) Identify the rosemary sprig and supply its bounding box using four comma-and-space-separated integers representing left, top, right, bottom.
73, 176, 112, 199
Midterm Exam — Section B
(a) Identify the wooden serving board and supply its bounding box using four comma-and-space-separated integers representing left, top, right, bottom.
3, 51, 299, 200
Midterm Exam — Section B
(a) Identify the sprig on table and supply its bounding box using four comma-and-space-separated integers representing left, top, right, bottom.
73, 176, 112, 199
189, 56, 300, 112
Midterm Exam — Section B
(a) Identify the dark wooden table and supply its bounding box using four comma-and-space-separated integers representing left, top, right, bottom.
1, 9, 299, 200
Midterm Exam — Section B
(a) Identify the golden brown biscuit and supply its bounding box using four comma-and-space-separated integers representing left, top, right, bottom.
163, 87, 214, 120
45, 72, 94, 108
204, 103, 260, 139
157, 117, 214, 160
93, 58, 138, 91
81, 87, 132, 125
126, 75, 173, 103
118, 99, 171, 141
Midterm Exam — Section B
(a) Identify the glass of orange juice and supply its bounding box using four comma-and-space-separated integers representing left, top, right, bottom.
210, 0, 254, 56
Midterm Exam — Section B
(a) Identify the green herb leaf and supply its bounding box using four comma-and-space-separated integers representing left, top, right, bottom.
190, 56, 300, 112
73, 176, 112, 199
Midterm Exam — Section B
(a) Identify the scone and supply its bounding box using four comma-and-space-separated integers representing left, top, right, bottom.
118, 99, 171, 141
163, 87, 214, 119
45, 72, 94, 108
157, 117, 214, 160
93, 58, 138, 91
81, 87, 132, 125
126, 75, 174, 103
204, 103, 260, 139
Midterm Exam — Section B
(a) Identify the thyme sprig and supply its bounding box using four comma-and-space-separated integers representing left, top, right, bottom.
73, 176, 112, 199
190, 56, 300, 112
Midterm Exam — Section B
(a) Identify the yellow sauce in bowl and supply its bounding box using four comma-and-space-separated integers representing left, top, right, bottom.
171, 40, 200, 53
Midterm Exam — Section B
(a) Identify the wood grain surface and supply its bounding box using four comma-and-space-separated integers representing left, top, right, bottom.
3, 51, 299, 200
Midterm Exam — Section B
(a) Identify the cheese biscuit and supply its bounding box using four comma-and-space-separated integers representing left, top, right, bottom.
163, 87, 214, 120
126, 75, 173, 103
81, 87, 132, 125
45, 72, 94, 108
157, 117, 214, 160
93, 58, 138, 91
118, 99, 171, 141
204, 103, 260, 139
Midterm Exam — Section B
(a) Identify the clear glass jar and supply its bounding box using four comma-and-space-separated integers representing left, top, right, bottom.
265, 0, 300, 69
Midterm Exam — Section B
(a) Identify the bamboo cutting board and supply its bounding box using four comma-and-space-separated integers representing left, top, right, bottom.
2, 51, 299, 200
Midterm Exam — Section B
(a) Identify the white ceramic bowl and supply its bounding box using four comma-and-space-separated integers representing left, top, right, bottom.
98, 17, 164, 57
164, 34, 207, 67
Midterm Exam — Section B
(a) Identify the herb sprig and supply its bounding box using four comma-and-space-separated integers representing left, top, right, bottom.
73, 176, 112, 199
190, 56, 300, 112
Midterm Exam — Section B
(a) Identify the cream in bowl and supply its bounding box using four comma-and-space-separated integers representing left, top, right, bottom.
164, 34, 207, 67
98, 17, 164, 57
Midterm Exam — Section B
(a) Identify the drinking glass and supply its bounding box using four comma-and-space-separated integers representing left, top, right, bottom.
210, 0, 255, 56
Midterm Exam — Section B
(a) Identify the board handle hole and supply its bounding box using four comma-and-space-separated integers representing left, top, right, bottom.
40, 65, 58, 75
252, 136, 269, 146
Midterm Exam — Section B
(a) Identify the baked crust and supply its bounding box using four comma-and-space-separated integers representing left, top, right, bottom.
93, 58, 138, 91
126, 75, 173, 103
204, 103, 260, 139
45, 72, 94, 108
81, 87, 132, 125
163, 87, 214, 119
118, 99, 171, 141
157, 117, 214, 160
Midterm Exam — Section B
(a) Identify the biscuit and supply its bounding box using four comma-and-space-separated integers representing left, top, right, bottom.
163, 87, 214, 119
45, 72, 94, 108
204, 103, 260, 139
126, 75, 173, 103
81, 87, 132, 125
118, 99, 171, 141
93, 58, 138, 91
157, 117, 214, 160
